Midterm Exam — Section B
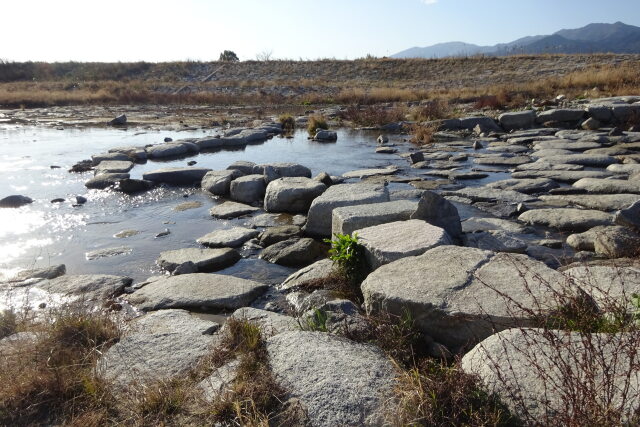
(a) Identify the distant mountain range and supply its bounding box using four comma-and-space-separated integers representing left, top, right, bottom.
391, 22, 640, 58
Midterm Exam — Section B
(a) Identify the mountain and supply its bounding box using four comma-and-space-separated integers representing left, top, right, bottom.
392, 42, 493, 59
391, 22, 640, 58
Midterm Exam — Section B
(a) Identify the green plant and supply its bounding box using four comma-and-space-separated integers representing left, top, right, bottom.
278, 114, 295, 132
307, 115, 328, 135
297, 309, 328, 332
324, 233, 368, 285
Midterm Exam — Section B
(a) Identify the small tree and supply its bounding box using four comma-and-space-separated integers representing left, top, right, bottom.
219, 50, 239, 62
256, 50, 273, 61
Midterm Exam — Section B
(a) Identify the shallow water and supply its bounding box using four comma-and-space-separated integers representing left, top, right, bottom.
0, 126, 414, 282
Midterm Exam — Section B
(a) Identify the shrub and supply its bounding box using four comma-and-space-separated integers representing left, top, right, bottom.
324, 233, 368, 285
410, 122, 439, 145
278, 114, 295, 132
307, 115, 328, 135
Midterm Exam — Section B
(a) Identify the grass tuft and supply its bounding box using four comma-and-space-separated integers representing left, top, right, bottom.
307, 115, 328, 135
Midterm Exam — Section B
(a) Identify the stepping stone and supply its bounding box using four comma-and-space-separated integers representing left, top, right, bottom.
100, 309, 218, 387
332, 200, 418, 236
230, 174, 266, 203
201, 169, 242, 196
196, 227, 259, 248
143, 167, 211, 185
533, 140, 601, 151
85, 173, 129, 189
511, 170, 612, 183
355, 219, 452, 269
539, 154, 617, 167
280, 259, 335, 290
573, 178, 640, 194
94, 160, 134, 174
516, 161, 584, 171
442, 187, 537, 204
464, 231, 528, 253
474, 155, 531, 166
304, 183, 389, 237
518, 208, 613, 232
486, 178, 558, 194
540, 194, 640, 211
127, 273, 267, 311
260, 238, 327, 267
462, 217, 529, 234
267, 331, 396, 426
342, 167, 398, 179
209, 201, 260, 219
361, 246, 565, 350
36, 274, 132, 301
264, 177, 327, 213
157, 248, 240, 272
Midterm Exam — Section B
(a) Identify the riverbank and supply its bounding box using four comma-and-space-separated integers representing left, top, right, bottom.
2, 94, 640, 425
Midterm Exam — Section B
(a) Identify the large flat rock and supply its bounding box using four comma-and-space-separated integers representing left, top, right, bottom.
94, 160, 134, 174
201, 169, 242, 196
486, 178, 558, 194
100, 310, 218, 387
511, 169, 613, 183
304, 183, 389, 237
462, 328, 640, 424
196, 227, 259, 248
539, 194, 640, 211
441, 187, 537, 204
332, 200, 417, 236
573, 178, 640, 194
142, 167, 211, 185
355, 220, 452, 269
518, 208, 613, 232
361, 246, 566, 350
127, 273, 267, 311
264, 177, 326, 213
266, 331, 396, 426
209, 201, 260, 219
157, 247, 240, 272
279, 258, 335, 290
37, 274, 132, 301
260, 238, 327, 267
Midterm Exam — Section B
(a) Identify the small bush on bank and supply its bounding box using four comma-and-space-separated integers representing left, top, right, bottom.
307, 115, 328, 135
410, 122, 439, 145
278, 113, 295, 132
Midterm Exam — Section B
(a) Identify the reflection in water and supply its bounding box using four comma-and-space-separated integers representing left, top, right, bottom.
0, 126, 413, 281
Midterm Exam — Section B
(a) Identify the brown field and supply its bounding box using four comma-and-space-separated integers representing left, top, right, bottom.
0, 54, 639, 109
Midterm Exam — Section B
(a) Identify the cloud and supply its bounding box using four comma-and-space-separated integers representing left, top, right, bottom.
421, 0, 438, 4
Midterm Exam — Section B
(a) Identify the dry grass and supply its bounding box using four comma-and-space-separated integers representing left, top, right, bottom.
410, 122, 439, 145
198, 317, 286, 425
340, 105, 407, 127
307, 114, 329, 135
0, 306, 120, 425
0, 55, 638, 108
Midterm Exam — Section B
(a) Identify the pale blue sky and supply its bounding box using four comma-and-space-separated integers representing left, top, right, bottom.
2, 0, 639, 62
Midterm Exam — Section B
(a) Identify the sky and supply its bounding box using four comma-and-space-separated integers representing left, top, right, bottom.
1, 0, 639, 62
